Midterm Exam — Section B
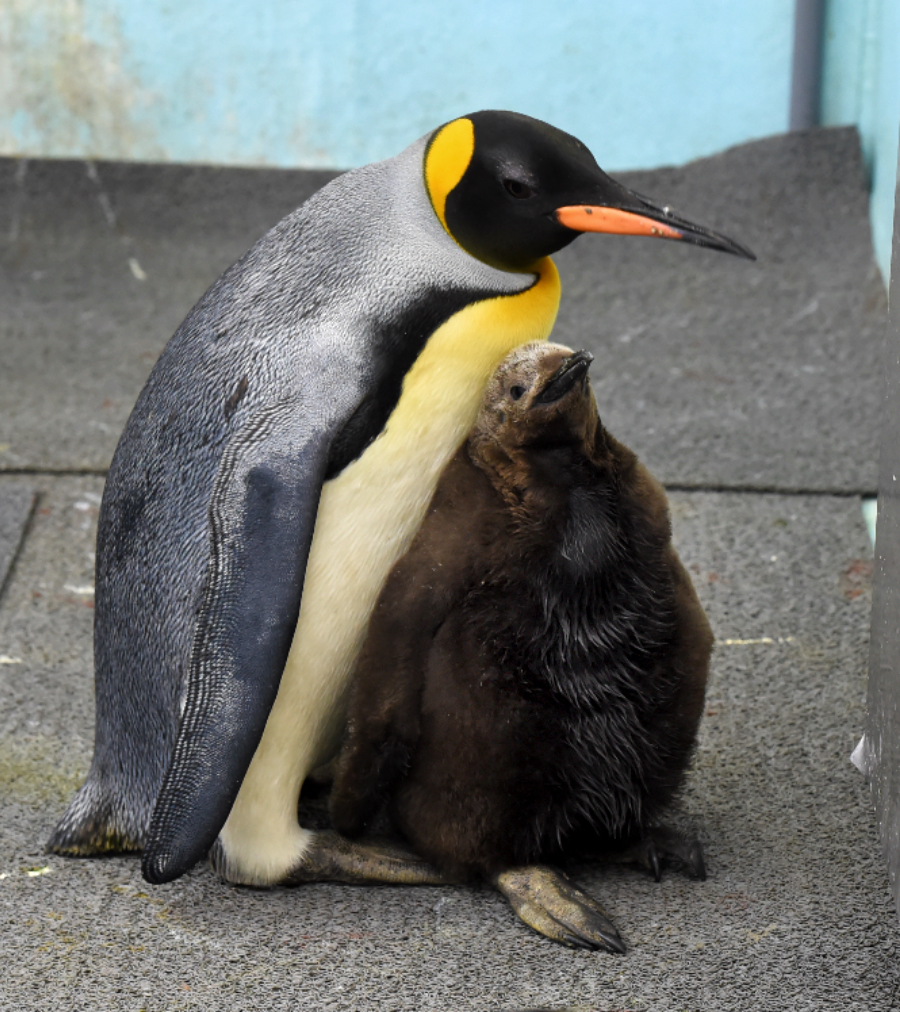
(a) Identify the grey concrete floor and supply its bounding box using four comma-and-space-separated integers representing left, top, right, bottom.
1, 127, 897, 1010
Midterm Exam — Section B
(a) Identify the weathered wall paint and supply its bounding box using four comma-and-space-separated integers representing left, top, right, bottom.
822, 0, 900, 280
1, 0, 793, 172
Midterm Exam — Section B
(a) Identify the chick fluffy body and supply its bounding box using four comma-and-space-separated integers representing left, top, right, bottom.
330, 342, 712, 880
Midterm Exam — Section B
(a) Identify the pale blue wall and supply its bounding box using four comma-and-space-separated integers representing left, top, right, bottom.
4, 1, 898, 277
1, 0, 793, 172
822, 0, 900, 281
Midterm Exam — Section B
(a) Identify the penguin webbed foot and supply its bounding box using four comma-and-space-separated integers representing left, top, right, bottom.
46, 781, 143, 858
47, 825, 142, 858
588, 825, 706, 882
490, 865, 626, 954
277, 830, 449, 887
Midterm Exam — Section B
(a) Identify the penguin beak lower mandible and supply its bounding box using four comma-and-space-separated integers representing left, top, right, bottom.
555, 197, 756, 261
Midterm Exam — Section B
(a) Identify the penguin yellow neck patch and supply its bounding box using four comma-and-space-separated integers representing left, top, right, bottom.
425, 118, 476, 233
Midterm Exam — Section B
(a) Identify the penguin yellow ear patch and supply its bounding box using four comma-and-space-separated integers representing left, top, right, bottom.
424, 118, 476, 233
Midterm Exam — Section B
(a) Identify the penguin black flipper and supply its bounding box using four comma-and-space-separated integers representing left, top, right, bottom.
142, 407, 330, 884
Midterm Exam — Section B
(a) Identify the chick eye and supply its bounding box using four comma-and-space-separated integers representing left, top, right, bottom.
503, 179, 535, 199
510, 385, 526, 401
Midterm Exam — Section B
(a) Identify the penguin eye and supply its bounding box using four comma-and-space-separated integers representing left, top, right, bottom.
509, 385, 526, 401
503, 179, 535, 200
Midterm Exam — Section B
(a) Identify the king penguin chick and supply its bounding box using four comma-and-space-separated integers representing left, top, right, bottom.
330, 342, 713, 952
47, 110, 747, 895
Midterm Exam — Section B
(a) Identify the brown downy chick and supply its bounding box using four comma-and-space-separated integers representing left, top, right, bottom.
330, 342, 712, 885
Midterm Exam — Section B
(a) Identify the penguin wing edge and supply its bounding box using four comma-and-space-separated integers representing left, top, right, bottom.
141, 408, 331, 884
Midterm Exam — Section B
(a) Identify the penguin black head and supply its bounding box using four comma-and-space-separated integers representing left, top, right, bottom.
425, 110, 755, 271
473, 341, 600, 453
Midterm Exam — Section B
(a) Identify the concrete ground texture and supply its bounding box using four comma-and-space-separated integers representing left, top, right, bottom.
1, 127, 897, 1010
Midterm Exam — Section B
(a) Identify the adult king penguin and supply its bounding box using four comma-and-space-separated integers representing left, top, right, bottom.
49, 112, 752, 908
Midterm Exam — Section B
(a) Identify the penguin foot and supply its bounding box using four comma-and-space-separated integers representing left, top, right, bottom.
490, 865, 625, 953
46, 781, 143, 857
594, 826, 706, 882
212, 830, 450, 887
283, 831, 450, 886
47, 824, 142, 857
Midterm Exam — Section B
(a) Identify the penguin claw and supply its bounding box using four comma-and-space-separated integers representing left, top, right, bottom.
560, 932, 596, 952
598, 826, 707, 882
646, 840, 662, 882
688, 839, 707, 882
647, 826, 707, 881
491, 865, 626, 954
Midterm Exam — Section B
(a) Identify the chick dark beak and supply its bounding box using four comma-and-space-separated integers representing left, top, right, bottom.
556, 183, 755, 260
535, 350, 594, 405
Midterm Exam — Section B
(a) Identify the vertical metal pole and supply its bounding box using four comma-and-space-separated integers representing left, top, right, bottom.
866, 137, 900, 914
790, 0, 826, 129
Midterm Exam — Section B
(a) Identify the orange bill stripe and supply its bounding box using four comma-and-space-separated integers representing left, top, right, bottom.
556, 205, 684, 239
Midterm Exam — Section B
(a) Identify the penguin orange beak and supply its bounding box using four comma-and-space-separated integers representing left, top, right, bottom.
556, 197, 755, 260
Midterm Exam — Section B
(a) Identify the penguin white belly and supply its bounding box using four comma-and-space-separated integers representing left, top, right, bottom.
219, 260, 560, 884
